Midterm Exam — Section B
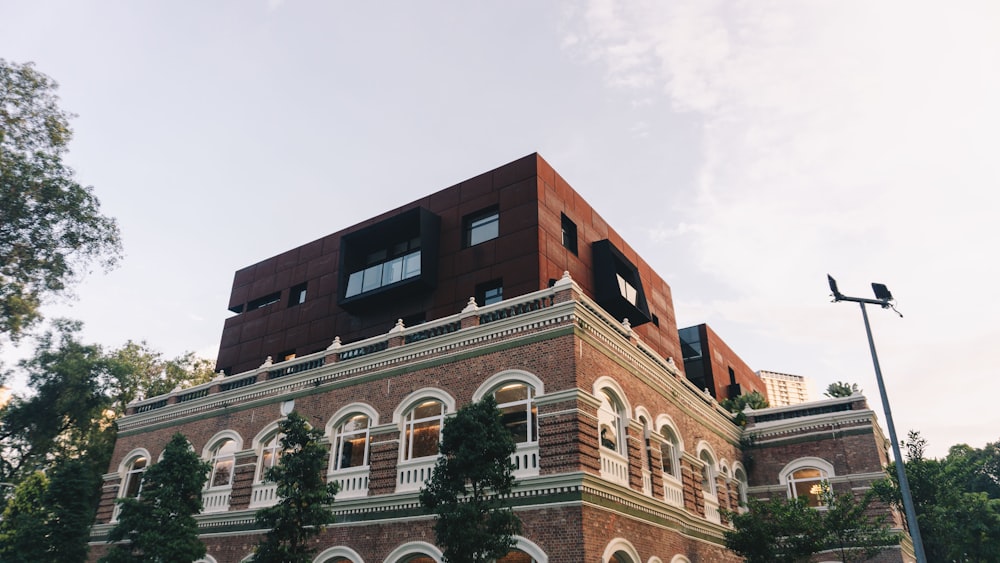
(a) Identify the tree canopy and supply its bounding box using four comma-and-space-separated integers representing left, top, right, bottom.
0, 59, 122, 343
725, 483, 894, 563
420, 395, 521, 563
251, 411, 338, 563
102, 433, 211, 563
824, 381, 861, 398
873, 431, 1000, 562
720, 390, 769, 425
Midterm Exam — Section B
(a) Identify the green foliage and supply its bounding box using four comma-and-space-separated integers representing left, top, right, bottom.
0, 319, 115, 482
0, 471, 51, 562
251, 411, 338, 563
725, 485, 894, 563
824, 381, 861, 398
817, 482, 895, 563
724, 496, 824, 563
420, 395, 521, 563
0, 59, 121, 342
720, 391, 769, 426
874, 431, 1000, 562
0, 456, 101, 563
0, 321, 215, 484
102, 433, 211, 563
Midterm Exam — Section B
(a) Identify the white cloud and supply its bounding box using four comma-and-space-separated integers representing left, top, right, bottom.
565, 0, 1000, 455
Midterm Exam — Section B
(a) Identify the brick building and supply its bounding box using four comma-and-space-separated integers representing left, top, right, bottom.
90, 154, 912, 562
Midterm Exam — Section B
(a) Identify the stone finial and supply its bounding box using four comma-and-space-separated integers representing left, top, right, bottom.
326, 336, 342, 351
389, 318, 406, 334
261, 356, 273, 368
667, 357, 676, 365
214, 370, 226, 380
461, 297, 479, 314
554, 270, 573, 287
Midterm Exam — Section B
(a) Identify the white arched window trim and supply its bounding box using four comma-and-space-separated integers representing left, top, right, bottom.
313, 545, 366, 563
201, 429, 244, 458
602, 537, 641, 563
326, 402, 380, 435
117, 448, 152, 477
472, 369, 545, 401
391, 388, 456, 424
383, 540, 443, 563
780, 457, 835, 507
592, 376, 632, 415
509, 535, 548, 563
670, 556, 692, 563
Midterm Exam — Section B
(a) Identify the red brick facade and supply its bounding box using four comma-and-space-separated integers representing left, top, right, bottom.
91, 155, 911, 563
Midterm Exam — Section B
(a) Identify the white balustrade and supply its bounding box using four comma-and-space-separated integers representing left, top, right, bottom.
663, 474, 684, 508
249, 482, 278, 509
329, 465, 370, 499
599, 450, 629, 487
202, 487, 232, 513
396, 457, 437, 493
511, 443, 540, 478
642, 469, 652, 496
703, 491, 721, 524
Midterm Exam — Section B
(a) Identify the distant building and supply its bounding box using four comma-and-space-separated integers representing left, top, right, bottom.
89, 154, 912, 563
678, 324, 767, 401
758, 370, 812, 406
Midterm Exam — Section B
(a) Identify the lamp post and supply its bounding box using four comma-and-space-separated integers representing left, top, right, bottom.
827, 275, 926, 563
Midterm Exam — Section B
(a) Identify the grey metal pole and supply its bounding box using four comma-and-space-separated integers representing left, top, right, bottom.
859, 302, 927, 563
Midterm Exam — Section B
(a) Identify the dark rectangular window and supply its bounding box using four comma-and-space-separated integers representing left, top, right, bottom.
247, 291, 281, 311
561, 213, 578, 254
288, 283, 307, 307
344, 239, 422, 299
476, 279, 503, 306
464, 207, 499, 247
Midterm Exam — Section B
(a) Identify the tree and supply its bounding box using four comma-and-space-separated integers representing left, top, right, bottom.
874, 431, 1000, 562
0, 470, 51, 562
724, 496, 824, 563
824, 381, 860, 398
251, 411, 338, 563
720, 390, 769, 426
818, 482, 895, 563
0, 59, 122, 342
0, 321, 216, 484
102, 433, 211, 563
725, 484, 894, 563
419, 395, 521, 563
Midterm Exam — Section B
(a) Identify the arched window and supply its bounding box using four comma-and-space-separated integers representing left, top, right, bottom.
494, 382, 537, 444
660, 425, 681, 479
403, 399, 445, 460
122, 454, 147, 499
788, 467, 828, 507
602, 538, 641, 563
257, 431, 283, 481
733, 465, 749, 507
598, 390, 626, 456
780, 457, 835, 508
208, 438, 238, 489
384, 541, 442, 563
313, 545, 364, 563
699, 448, 717, 496
332, 414, 371, 470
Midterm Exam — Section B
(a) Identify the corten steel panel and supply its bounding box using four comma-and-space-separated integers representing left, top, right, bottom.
215, 153, 684, 375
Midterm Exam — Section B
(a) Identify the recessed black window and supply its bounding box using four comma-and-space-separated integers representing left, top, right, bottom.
561, 213, 578, 255
288, 283, 307, 307
476, 279, 503, 306
247, 291, 281, 311
591, 239, 652, 326
344, 238, 421, 298
464, 207, 499, 247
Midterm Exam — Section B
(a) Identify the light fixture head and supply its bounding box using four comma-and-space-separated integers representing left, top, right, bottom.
827, 275, 843, 300
871, 283, 893, 302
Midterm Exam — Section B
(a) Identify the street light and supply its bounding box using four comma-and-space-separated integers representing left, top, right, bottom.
827, 275, 926, 563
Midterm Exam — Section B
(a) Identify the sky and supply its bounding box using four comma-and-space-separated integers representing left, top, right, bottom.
2, 1, 998, 458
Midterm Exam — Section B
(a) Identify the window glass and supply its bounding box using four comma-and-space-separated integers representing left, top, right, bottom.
598, 390, 624, 454
383, 257, 404, 286
333, 414, 371, 470
403, 251, 421, 278
404, 400, 444, 459
788, 467, 828, 507
561, 213, 578, 255
361, 264, 383, 293
209, 439, 238, 488
617, 273, 638, 305
484, 286, 503, 305
660, 426, 680, 477
345, 271, 364, 297
700, 450, 716, 495
495, 382, 536, 444
123, 457, 147, 498
466, 209, 499, 246
258, 434, 282, 481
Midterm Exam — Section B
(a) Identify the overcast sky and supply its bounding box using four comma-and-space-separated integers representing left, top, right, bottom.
3, 1, 998, 458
